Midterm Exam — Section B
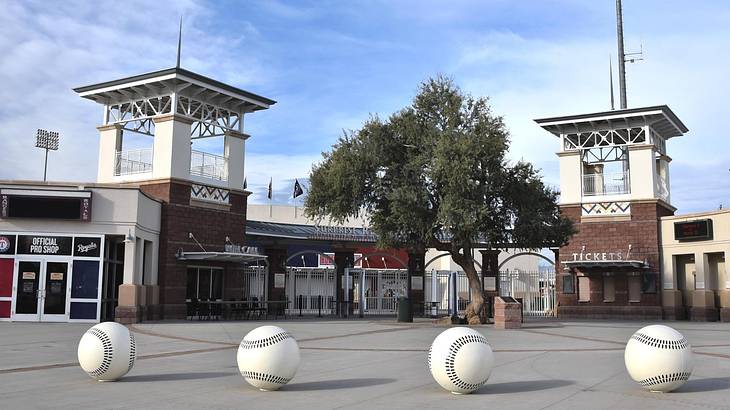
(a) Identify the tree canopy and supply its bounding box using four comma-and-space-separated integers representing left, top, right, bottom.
305, 76, 574, 323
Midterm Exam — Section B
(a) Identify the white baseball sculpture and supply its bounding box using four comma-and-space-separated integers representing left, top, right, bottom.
428, 327, 494, 394
237, 325, 300, 391
624, 324, 693, 392
77, 322, 136, 381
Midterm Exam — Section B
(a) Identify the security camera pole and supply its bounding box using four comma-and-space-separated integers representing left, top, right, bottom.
35, 129, 60, 182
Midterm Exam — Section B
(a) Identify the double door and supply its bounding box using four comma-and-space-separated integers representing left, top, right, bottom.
13, 259, 69, 322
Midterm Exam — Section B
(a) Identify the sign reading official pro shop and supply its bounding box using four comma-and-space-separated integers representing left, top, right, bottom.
17, 235, 72, 256
73, 237, 101, 257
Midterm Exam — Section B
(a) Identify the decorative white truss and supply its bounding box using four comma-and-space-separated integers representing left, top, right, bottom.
563, 127, 645, 150
103, 92, 242, 138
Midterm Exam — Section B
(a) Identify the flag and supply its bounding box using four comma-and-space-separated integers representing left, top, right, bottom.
267, 178, 272, 200
243, 177, 247, 190
293, 179, 304, 198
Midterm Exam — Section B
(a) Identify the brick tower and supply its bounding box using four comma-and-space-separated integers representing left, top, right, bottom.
535, 106, 687, 319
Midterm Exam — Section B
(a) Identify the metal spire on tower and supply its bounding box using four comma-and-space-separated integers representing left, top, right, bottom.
616, 0, 627, 109
176, 16, 182, 68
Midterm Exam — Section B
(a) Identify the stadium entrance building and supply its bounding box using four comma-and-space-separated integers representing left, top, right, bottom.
536, 106, 688, 320
0, 67, 274, 323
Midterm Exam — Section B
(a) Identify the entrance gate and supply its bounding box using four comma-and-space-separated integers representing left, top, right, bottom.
424, 269, 556, 317
287, 267, 335, 315
352, 268, 408, 315
499, 270, 556, 317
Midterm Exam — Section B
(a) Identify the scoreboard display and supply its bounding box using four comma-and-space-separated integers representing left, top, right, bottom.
674, 219, 713, 241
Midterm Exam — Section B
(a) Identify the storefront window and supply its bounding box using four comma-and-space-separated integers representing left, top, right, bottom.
186, 267, 223, 300
641, 273, 657, 294
561, 274, 575, 294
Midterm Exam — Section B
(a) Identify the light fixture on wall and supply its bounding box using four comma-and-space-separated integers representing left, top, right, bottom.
123, 229, 135, 244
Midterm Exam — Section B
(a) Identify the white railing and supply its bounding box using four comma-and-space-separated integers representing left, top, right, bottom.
656, 175, 670, 202
190, 150, 228, 181
115, 148, 153, 176
583, 171, 629, 196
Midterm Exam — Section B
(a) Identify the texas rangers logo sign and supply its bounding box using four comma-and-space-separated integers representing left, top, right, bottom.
0, 236, 11, 253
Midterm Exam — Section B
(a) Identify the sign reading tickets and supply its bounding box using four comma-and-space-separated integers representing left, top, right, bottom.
17, 235, 72, 256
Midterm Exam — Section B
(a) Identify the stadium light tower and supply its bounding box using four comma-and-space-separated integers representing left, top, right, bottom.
35, 129, 60, 181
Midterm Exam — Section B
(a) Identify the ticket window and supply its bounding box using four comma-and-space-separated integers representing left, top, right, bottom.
603, 275, 616, 302
578, 276, 590, 302
628, 275, 641, 303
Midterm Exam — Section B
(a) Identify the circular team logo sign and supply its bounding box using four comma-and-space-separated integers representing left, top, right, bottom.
0, 236, 10, 253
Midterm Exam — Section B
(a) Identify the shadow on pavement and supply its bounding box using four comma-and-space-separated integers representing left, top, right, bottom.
676, 377, 730, 393
121, 372, 232, 382
476, 379, 573, 394
283, 377, 396, 391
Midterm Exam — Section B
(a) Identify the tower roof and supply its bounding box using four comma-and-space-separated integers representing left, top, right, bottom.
534, 105, 688, 139
74, 67, 276, 112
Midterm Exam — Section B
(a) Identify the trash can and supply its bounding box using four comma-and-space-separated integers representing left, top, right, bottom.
397, 296, 413, 323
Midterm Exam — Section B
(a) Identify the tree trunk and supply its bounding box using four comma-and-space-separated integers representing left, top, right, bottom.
451, 251, 487, 324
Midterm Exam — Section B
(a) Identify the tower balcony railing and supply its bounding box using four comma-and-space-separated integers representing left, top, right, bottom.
115, 148, 153, 176
190, 149, 228, 182
583, 171, 629, 196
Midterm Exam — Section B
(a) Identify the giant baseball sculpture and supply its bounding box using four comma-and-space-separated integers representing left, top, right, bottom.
428, 327, 494, 394
624, 324, 693, 392
77, 322, 136, 381
237, 325, 300, 391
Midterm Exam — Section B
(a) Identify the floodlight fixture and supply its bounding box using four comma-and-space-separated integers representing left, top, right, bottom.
35, 129, 60, 181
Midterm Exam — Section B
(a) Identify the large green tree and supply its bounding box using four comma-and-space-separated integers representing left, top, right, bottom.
305, 76, 574, 324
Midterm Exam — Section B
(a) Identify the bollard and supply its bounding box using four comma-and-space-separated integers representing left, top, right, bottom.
298, 295, 303, 317
318, 295, 322, 318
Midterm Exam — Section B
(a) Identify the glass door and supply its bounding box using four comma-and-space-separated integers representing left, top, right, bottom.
13, 261, 42, 321
41, 261, 69, 321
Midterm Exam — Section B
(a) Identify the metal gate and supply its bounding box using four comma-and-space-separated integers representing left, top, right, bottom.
243, 265, 267, 301
424, 270, 471, 316
499, 270, 556, 317
352, 268, 408, 315
424, 269, 556, 317
286, 267, 336, 315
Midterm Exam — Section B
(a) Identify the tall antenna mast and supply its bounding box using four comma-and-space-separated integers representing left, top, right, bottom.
616, 0, 627, 109
176, 16, 183, 68
609, 55, 615, 110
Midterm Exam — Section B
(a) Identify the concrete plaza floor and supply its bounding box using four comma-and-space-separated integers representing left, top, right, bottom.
1, 319, 729, 409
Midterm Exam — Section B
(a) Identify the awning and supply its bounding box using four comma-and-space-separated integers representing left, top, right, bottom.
563, 260, 648, 270
176, 251, 267, 264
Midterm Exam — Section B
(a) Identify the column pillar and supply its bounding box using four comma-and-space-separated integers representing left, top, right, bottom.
691, 251, 718, 321
116, 235, 143, 324
96, 124, 123, 183
224, 131, 247, 190
480, 249, 501, 318
334, 250, 354, 316
408, 251, 425, 315
152, 115, 192, 180
265, 247, 288, 304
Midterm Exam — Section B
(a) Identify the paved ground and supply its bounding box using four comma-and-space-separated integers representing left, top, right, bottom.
1, 318, 729, 409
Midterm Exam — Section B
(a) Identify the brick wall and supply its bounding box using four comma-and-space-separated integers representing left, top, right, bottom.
557, 201, 674, 319
139, 180, 249, 319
